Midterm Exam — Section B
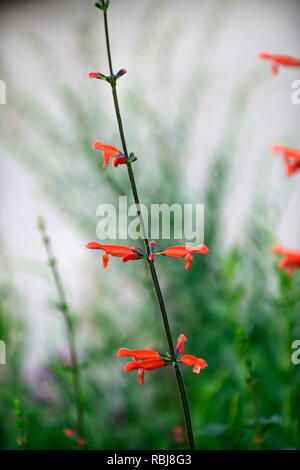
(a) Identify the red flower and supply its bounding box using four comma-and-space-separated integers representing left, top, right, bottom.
93, 141, 126, 168
63, 428, 75, 438
172, 425, 186, 444
76, 438, 86, 447
271, 144, 300, 177
117, 334, 207, 385
161, 244, 210, 270
272, 244, 300, 276
86, 241, 140, 268
259, 51, 300, 75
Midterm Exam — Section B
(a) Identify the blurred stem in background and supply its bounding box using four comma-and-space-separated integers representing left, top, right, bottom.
236, 327, 264, 448
100, 3, 195, 450
38, 217, 84, 444
13, 399, 27, 449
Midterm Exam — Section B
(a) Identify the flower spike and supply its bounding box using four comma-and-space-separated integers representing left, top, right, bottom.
117, 334, 207, 385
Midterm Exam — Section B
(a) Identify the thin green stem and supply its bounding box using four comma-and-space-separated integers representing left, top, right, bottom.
101, 9, 195, 450
38, 218, 84, 441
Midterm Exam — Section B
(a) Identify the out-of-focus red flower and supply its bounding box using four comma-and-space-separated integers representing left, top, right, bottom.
86, 241, 142, 268
272, 244, 300, 277
271, 144, 300, 177
63, 428, 76, 438
76, 438, 86, 447
259, 51, 300, 75
172, 425, 186, 444
117, 334, 207, 385
93, 141, 125, 168
161, 244, 210, 270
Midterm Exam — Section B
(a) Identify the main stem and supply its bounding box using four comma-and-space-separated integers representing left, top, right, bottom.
102, 9, 195, 450
39, 221, 84, 441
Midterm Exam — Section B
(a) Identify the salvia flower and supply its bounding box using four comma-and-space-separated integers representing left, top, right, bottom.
271, 144, 300, 177
93, 141, 126, 168
272, 244, 300, 276
159, 244, 210, 270
86, 241, 146, 268
259, 51, 300, 75
117, 334, 207, 385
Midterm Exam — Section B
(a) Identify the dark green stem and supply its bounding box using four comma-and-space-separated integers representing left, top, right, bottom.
38, 218, 84, 442
102, 9, 195, 450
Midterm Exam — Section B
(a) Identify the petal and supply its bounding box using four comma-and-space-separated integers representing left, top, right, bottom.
181, 354, 207, 370
103, 152, 110, 168
113, 156, 126, 167
188, 244, 210, 254
117, 348, 160, 360
86, 241, 103, 249
272, 61, 278, 75
122, 253, 139, 263
102, 252, 109, 268
185, 253, 193, 270
273, 55, 300, 66
93, 141, 105, 150
163, 246, 188, 258
86, 242, 133, 257
258, 51, 272, 60
138, 368, 145, 385
123, 358, 165, 371
271, 244, 285, 255
101, 245, 133, 257
176, 334, 187, 356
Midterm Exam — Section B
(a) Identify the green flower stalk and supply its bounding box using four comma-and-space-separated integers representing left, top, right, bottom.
38, 216, 85, 447
87, 1, 210, 450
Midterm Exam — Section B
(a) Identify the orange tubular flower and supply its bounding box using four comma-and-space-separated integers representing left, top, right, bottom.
161, 244, 210, 270
86, 241, 143, 268
259, 51, 300, 75
271, 144, 300, 177
117, 334, 207, 385
272, 244, 300, 277
93, 141, 126, 168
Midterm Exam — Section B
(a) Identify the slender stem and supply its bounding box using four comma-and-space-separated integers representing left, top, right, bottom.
38, 218, 84, 441
101, 9, 195, 450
